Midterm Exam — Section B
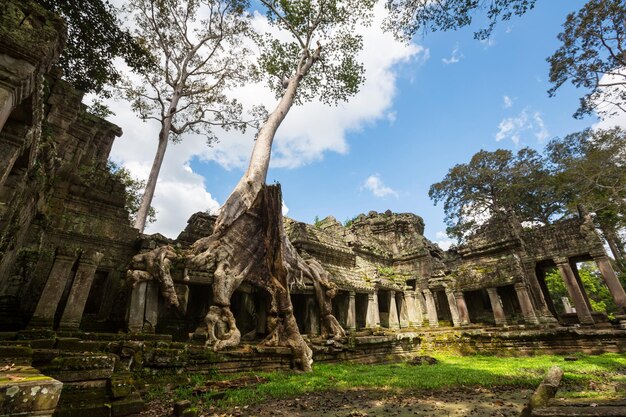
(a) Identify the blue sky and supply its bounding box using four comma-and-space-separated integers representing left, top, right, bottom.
109, 0, 617, 248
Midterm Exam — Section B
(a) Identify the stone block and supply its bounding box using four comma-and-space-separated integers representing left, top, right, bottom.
0, 367, 63, 416
110, 395, 144, 416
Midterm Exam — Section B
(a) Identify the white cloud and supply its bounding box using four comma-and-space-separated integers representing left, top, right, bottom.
362, 174, 398, 198
495, 108, 549, 145
592, 70, 626, 130
105, 3, 421, 237
442, 45, 463, 65
434, 231, 455, 251
480, 37, 496, 48
503, 95, 513, 108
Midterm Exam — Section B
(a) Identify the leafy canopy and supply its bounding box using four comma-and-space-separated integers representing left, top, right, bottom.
34, 0, 153, 96
546, 127, 626, 231
429, 148, 561, 241
257, 0, 375, 104
122, 0, 255, 143
547, 0, 626, 118
384, 0, 536, 41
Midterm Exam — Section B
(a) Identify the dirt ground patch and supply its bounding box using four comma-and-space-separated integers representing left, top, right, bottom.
141, 386, 533, 417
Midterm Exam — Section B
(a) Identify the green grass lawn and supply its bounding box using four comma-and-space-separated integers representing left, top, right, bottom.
145, 353, 626, 409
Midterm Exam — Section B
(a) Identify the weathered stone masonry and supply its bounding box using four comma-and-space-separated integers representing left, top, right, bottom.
0, 1, 625, 416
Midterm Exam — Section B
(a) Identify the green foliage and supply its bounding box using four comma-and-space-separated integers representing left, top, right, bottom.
34, 0, 153, 97
384, 0, 536, 41
78, 160, 156, 225
107, 161, 157, 226
343, 215, 358, 227
547, 0, 626, 118
256, 0, 375, 105
429, 148, 562, 241
313, 215, 322, 227
544, 262, 619, 319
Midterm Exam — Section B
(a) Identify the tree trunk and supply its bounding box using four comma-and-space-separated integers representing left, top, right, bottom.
134, 92, 180, 233
128, 62, 346, 371
134, 128, 169, 232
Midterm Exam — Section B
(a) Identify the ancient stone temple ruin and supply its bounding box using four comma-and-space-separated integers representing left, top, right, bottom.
1, 2, 625, 416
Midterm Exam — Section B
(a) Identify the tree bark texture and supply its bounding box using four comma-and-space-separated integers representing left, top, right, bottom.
128, 185, 345, 371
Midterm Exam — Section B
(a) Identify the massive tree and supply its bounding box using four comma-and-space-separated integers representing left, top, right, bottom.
129, 0, 375, 371
123, 0, 255, 232
429, 148, 561, 241
547, 0, 626, 118
33, 0, 152, 96
546, 128, 626, 269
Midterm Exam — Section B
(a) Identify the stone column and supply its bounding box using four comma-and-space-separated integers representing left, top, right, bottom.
454, 290, 471, 326
405, 290, 421, 327
305, 295, 320, 336
486, 287, 507, 326
29, 247, 78, 328
593, 254, 626, 313
127, 281, 148, 333
365, 293, 379, 329
387, 291, 400, 329
554, 257, 594, 325
423, 289, 438, 327
414, 291, 424, 326
58, 251, 104, 331
513, 282, 539, 325
523, 261, 558, 323
445, 287, 461, 327
397, 292, 410, 328
346, 291, 356, 332
142, 281, 160, 333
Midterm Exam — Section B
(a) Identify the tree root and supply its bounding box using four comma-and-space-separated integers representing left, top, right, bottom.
127, 184, 343, 371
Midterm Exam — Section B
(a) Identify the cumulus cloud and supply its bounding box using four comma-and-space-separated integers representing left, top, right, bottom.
105, 3, 422, 237
495, 108, 549, 145
442, 45, 463, 65
434, 231, 455, 251
503, 95, 513, 108
362, 174, 398, 198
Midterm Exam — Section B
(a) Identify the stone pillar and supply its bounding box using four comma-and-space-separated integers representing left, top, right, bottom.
593, 254, 626, 313
554, 257, 594, 325
405, 290, 421, 327
365, 293, 379, 329
397, 292, 410, 328
346, 291, 356, 332
523, 261, 558, 324
423, 289, 438, 327
29, 247, 78, 328
387, 291, 400, 329
305, 295, 320, 335
414, 291, 424, 326
514, 282, 540, 325
143, 281, 160, 333
454, 290, 471, 326
58, 251, 104, 331
445, 287, 461, 327
127, 281, 148, 333
486, 287, 507, 326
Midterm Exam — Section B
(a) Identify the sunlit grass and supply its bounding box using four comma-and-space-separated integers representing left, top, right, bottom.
144, 353, 626, 409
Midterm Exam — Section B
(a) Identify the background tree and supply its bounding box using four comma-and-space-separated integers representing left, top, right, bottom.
123, 0, 255, 232
429, 148, 559, 240
547, 0, 626, 118
546, 128, 626, 270
33, 0, 152, 97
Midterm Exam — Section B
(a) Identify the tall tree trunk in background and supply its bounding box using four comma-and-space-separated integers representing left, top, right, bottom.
133, 94, 179, 232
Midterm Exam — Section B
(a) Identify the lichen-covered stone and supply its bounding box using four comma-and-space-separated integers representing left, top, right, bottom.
0, 366, 62, 416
